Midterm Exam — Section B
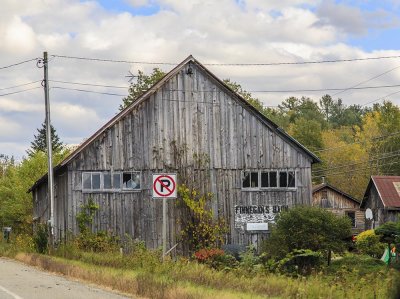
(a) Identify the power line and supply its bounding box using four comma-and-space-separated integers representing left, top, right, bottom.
0, 58, 38, 70
313, 130, 400, 153
312, 160, 400, 178
0, 80, 41, 91
0, 87, 42, 97
49, 78, 400, 93
51, 86, 127, 97
332, 65, 400, 96
361, 89, 400, 107
50, 79, 128, 89
312, 150, 400, 174
51, 54, 400, 66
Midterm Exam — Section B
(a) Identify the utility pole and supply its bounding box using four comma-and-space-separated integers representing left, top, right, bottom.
43, 52, 55, 246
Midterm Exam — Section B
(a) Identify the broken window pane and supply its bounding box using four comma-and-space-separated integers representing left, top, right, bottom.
242, 172, 250, 188
122, 172, 140, 190
288, 171, 295, 187
250, 172, 258, 188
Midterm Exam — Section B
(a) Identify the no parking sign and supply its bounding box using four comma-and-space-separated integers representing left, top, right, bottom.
152, 174, 177, 198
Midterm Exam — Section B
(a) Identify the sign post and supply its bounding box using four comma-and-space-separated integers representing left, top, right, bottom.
152, 174, 177, 260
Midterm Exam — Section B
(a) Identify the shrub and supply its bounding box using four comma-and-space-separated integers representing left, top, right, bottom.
33, 223, 48, 254
262, 206, 352, 264
75, 231, 120, 252
355, 230, 385, 258
178, 185, 228, 251
277, 249, 324, 276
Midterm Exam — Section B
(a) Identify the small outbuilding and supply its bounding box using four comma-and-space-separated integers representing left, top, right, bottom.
312, 182, 364, 234
29, 55, 320, 253
360, 176, 400, 229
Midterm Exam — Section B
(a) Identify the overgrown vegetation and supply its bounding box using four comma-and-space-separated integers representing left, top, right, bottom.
178, 185, 227, 252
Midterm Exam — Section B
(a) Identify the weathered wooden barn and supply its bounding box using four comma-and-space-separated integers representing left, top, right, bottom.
29, 56, 320, 252
312, 183, 364, 234
360, 176, 400, 229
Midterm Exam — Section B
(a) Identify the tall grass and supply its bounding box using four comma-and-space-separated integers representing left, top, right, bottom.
1, 237, 399, 299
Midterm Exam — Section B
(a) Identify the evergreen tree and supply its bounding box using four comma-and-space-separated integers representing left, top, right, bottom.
27, 122, 64, 157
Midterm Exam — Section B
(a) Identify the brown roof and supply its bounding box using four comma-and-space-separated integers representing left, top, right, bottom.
371, 176, 400, 208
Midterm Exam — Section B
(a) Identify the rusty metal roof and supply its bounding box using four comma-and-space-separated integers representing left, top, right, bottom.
371, 176, 400, 208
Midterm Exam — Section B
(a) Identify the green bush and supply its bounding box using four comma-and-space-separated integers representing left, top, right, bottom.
355, 230, 385, 258
75, 231, 119, 252
33, 224, 48, 254
262, 206, 352, 264
277, 249, 324, 276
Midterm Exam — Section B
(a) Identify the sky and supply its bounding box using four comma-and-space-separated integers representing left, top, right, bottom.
1, 0, 400, 160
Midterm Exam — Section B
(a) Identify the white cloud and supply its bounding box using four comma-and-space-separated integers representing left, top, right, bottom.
0, 0, 399, 159
1, 16, 37, 54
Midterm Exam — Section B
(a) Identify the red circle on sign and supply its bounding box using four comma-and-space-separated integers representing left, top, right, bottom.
153, 175, 176, 197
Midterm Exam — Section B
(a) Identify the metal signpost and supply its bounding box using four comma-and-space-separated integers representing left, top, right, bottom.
152, 174, 177, 260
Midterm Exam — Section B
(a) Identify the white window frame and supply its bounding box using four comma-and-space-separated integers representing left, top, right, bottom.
82, 172, 102, 192
103, 172, 122, 191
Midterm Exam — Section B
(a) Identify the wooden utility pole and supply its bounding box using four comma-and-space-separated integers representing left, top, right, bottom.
43, 51, 55, 246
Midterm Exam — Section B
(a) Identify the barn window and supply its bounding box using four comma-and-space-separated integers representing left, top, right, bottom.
261, 171, 278, 188
345, 211, 356, 227
122, 172, 141, 190
244, 170, 296, 190
242, 171, 258, 188
82, 172, 101, 191
104, 173, 122, 190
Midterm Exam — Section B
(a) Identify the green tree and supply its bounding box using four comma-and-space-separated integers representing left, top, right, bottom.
263, 206, 351, 264
375, 222, 400, 265
27, 122, 64, 157
288, 117, 323, 151
120, 68, 165, 110
0, 149, 70, 233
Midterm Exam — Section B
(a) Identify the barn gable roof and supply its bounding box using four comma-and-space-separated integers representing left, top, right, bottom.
313, 183, 360, 205
360, 176, 400, 208
29, 55, 320, 192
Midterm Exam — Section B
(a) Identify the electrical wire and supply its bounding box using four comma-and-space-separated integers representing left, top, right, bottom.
51, 86, 127, 97
50, 79, 128, 89
332, 65, 400, 96
0, 87, 42, 97
313, 131, 400, 153
0, 58, 38, 70
361, 89, 400, 107
0, 80, 41, 91
49, 78, 400, 93
312, 150, 400, 174
312, 160, 400, 178
51, 54, 400, 66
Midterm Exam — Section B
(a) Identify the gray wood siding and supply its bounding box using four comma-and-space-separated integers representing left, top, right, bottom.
313, 188, 364, 233
33, 62, 315, 252
363, 185, 400, 228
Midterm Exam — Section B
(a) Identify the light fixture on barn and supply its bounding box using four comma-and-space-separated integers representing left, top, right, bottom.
186, 61, 193, 76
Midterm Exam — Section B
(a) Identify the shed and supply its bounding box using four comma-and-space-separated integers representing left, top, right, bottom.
360, 176, 400, 229
29, 55, 320, 253
312, 183, 364, 234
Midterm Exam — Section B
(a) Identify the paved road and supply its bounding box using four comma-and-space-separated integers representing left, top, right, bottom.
0, 258, 131, 299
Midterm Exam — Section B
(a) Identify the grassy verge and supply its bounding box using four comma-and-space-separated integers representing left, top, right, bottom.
1, 241, 399, 299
